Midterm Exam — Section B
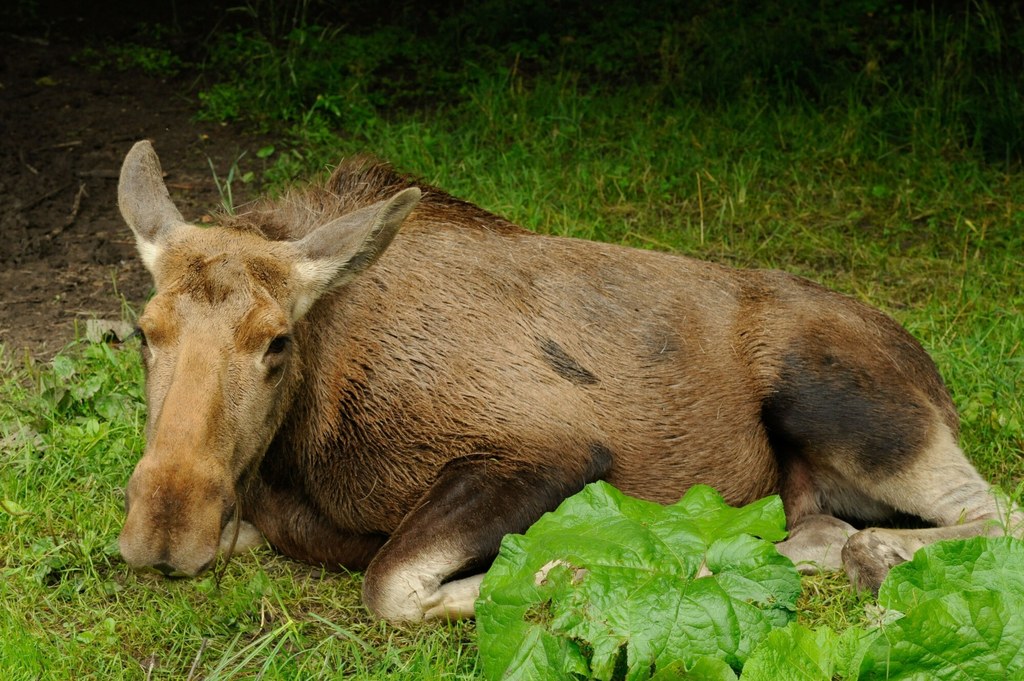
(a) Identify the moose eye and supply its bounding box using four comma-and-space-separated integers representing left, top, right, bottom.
131, 327, 148, 347
266, 335, 291, 356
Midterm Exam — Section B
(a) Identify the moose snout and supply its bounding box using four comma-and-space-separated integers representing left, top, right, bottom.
119, 456, 234, 578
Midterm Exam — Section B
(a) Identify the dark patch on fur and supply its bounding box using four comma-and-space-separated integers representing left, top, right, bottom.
171, 254, 244, 305
167, 250, 289, 306
244, 256, 290, 298
540, 338, 599, 385
588, 442, 614, 475
762, 349, 929, 477
646, 326, 681, 359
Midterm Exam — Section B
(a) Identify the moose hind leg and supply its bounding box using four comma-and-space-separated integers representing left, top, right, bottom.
842, 427, 1018, 592
763, 341, 1016, 592
362, 447, 612, 622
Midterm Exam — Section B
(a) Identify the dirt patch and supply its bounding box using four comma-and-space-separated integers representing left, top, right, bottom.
1, 21, 270, 359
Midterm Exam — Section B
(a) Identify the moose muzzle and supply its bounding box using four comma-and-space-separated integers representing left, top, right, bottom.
119, 453, 235, 577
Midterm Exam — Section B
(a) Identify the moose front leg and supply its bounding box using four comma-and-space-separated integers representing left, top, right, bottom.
242, 476, 388, 571
363, 448, 612, 622
218, 516, 266, 557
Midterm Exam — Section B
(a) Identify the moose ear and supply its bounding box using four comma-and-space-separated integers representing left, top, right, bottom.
291, 187, 421, 319
118, 140, 190, 276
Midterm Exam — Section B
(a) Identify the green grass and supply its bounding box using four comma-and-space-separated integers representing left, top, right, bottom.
3, 87, 1022, 675
5, 2, 1024, 677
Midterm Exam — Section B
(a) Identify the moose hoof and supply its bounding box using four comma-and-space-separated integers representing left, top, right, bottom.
219, 519, 266, 556
776, 514, 857, 573
841, 527, 917, 595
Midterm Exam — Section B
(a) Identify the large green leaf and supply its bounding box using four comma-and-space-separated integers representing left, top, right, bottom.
650, 657, 739, 680
476, 482, 800, 681
859, 536, 1024, 680
877, 536, 1024, 612
741, 623, 878, 680
741, 536, 1024, 680
861, 589, 1024, 680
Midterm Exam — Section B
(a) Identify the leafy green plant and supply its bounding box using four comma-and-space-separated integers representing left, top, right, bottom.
477, 479, 1024, 680
860, 537, 1024, 678
739, 623, 876, 680
476, 483, 800, 680
742, 536, 1024, 679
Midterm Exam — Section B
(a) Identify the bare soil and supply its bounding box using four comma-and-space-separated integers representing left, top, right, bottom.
1, 14, 269, 359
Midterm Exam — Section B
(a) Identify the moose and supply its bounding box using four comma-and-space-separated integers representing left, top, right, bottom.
117, 140, 1014, 622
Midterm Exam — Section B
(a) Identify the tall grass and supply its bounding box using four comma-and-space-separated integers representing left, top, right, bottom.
197, 0, 1024, 164
2, 1, 1022, 677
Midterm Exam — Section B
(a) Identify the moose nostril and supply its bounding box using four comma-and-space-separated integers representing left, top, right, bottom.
153, 562, 178, 577
151, 560, 213, 577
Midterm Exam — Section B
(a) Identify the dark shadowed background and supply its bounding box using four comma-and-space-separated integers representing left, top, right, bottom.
3, 0, 1022, 356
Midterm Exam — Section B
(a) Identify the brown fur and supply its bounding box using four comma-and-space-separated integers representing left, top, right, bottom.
116, 141, 1013, 622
